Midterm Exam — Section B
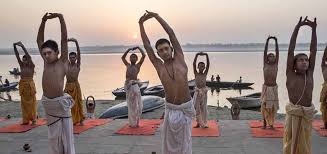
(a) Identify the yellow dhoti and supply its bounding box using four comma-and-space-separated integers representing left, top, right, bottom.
283, 103, 317, 154
19, 78, 37, 124
260, 84, 279, 126
64, 81, 85, 125
320, 82, 327, 123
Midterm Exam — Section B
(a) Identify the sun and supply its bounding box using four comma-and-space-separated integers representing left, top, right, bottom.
132, 34, 138, 39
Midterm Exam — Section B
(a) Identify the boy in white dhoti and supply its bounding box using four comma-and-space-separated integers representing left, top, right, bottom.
193, 52, 210, 128
139, 10, 195, 154
37, 12, 75, 154
122, 47, 146, 127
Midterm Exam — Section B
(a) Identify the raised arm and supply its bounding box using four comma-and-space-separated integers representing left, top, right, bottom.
322, 45, 327, 67
121, 48, 132, 66
204, 53, 210, 75
287, 17, 304, 74
263, 37, 270, 66
56, 13, 68, 61
13, 42, 22, 65
37, 13, 48, 55
136, 47, 146, 68
68, 38, 81, 66
193, 53, 199, 74
307, 18, 317, 72
147, 11, 183, 59
139, 13, 161, 68
274, 37, 279, 64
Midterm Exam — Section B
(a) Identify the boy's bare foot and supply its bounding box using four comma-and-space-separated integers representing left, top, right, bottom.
268, 125, 275, 130
194, 124, 200, 128
261, 120, 267, 129
79, 120, 84, 126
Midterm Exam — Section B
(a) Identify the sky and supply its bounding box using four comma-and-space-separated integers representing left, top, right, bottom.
0, 0, 327, 48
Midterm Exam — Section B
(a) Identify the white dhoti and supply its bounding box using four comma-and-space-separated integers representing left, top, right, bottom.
193, 87, 208, 127
125, 80, 142, 127
283, 103, 317, 154
162, 100, 196, 154
42, 93, 75, 154
261, 84, 279, 126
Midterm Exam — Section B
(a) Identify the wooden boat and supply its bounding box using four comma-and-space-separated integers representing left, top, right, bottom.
112, 81, 149, 98
9, 70, 21, 75
143, 85, 165, 97
188, 79, 196, 88
99, 96, 165, 119
143, 79, 196, 98
226, 92, 261, 109
206, 80, 254, 88
0, 82, 19, 92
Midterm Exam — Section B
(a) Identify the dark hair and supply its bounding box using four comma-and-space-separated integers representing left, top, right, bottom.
294, 53, 308, 68
130, 53, 137, 58
267, 53, 275, 56
69, 52, 77, 56
198, 62, 205, 65
41, 40, 58, 52
155, 38, 171, 49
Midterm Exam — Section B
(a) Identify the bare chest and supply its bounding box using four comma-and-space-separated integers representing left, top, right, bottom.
263, 65, 278, 76
67, 64, 80, 75
43, 62, 67, 80
20, 65, 34, 77
158, 62, 188, 86
286, 73, 314, 104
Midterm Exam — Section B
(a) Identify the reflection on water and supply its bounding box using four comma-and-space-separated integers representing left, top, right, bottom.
0, 52, 324, 113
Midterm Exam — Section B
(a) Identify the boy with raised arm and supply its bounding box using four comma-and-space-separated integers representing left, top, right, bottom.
193, 52, 210, 128
283, 17, 317, 154
64, 38, 85, 126
261, 36, 279, 129
121, 46, 146, 127
37, 13, 75, 154
139, 10, 195, 154
13, 41, 37, 125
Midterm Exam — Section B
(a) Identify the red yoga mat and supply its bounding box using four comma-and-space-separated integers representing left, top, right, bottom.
248, 120, 284, 128
250, 127, 284, 138
114, 119, 162, 136
192, 120, 220, 137
312, 120, 327, 137
0, 119, 46, 133
73, 119, 112, 134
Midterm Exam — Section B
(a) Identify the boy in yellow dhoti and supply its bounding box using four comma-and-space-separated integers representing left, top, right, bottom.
37, 13, 75, 154
13, 41, 37, 125
261, 36, 279, 129
193, 52, 210, 128
283, 16, 317, 154
122, 47, 146, 127
320, 46, 327, 129
140, 11, 195, 153
64, 38, 85, 125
